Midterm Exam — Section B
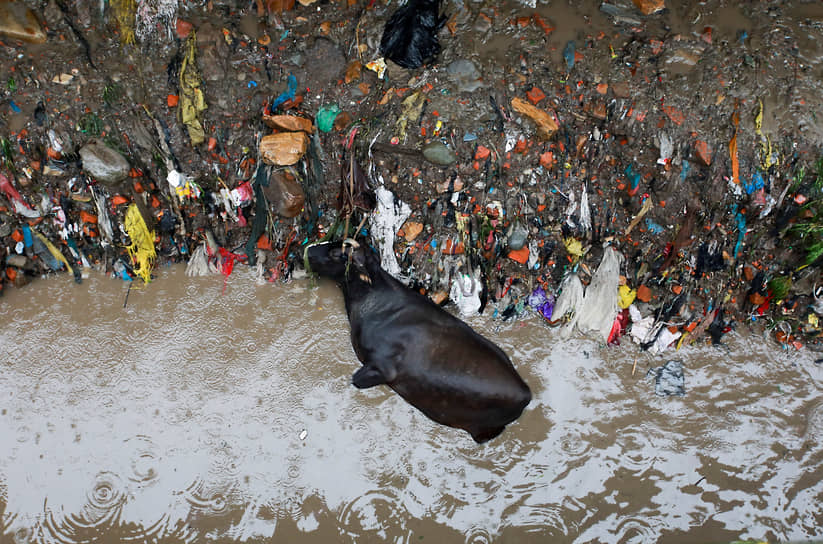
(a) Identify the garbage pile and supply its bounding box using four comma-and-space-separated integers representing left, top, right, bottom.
2, 0, 823, 353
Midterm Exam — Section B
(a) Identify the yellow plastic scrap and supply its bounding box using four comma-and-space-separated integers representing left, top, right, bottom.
754, 100, 779, 169
618, 285, 636, 309
179, 31, 208, 146
394, 91, 425, 142
111, 0, 137, 45
33, 231, 73, 276
365, 57, 387, 79
124, 204, 156, 284
564, 237, 584, 259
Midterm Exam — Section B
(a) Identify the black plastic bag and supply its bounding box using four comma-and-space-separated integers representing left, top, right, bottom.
380, 0, 445, 69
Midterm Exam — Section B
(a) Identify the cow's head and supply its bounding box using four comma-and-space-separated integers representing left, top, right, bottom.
305, 239, 374, 284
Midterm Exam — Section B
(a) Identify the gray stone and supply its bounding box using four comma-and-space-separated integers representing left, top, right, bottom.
446, 59, 484, 93
422, 141, 457, 166
79, 139, 130, 185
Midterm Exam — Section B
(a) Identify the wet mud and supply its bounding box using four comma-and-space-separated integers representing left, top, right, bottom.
1, 267, 822, 543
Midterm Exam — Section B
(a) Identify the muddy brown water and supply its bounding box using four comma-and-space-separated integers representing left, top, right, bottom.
0, 267, 821, 543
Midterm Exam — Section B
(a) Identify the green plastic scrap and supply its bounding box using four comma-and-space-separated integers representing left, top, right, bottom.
316, 105, 341, 133
179, 31, 208, 146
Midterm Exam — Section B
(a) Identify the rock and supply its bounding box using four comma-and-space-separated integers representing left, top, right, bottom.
694, 140, 712, 166
260, 132, 309, 166
422, 141, 456, 166
79, 139, 130, 185
262, 171, 305, 218
665, 48, 702, 72
262, 114, 314, 133
511, 97, 558, 140
6, 254, 29, 269
632, 0, 665, 15
402, 221, 423, 241
446, 59, 484, 93
0, 1, 46, 43
611, 81, 631, 98
636, 284, 653, 303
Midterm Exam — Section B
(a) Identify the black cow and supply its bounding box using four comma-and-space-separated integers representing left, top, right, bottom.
306, 240, 531, 443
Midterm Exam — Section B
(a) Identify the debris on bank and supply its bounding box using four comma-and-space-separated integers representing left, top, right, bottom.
2, 0, 823, 355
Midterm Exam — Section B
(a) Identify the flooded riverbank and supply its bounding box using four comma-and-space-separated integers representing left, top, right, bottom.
1, 267, 821, 543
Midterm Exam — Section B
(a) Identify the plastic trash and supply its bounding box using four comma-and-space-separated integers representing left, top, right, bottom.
618, 285, 636, 309
316, 105, 341, 133
645, 218, 665, 235
186, 242, 218, 276
179, 32, 208, 146
607, 308, 629, 345
629, 304, 655, 343
379, 0, 445, 69
563, 41, 575, 69
124, 204, 156, 284
648, 360, 686, 397
91, 187, 114, 246
271, 74, 297, 111
576, 247, 622, 340
552, 273, 584, 337
370, 186, 411, 279
450, 269, 482, 316
528, 286, 554, 320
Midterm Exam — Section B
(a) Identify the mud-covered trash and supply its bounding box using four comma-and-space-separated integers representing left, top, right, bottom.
0, 1, 46, 43
179, 32, 208, 146
379, 0, 445, 69
260, 132, 309, 166
263, 170, 305, 218
511, 97, 558, 140
79, 139, 131, 185
648, 360, 685, 397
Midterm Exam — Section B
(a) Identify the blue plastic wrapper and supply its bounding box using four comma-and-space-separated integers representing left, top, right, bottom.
563, 41, 576, 69
645, 218, 665, 235
22, 225, 33, 248
270, 74, 297, 111
743, 170, 765, 195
